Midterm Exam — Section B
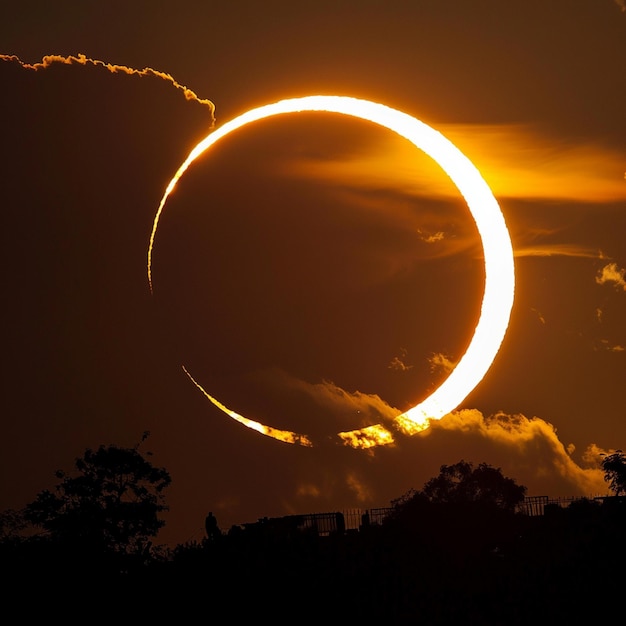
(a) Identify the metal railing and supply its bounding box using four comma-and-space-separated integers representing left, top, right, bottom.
519, 494, 609, 516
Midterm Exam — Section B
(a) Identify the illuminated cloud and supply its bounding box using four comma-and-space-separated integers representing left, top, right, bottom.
428, 352, 456, 375
0, 53, 215, 117
243, 367, 402, 448
593, 339, 625, 352
346, 472, 373, 502
296, 483, 321, 497
508, 225, 606, 261
388, 349, 413, 372
417, 228, 445, 243
596, 262, 626, 290
275, 372, 401, 427
582, 443, 613, 465
277, 409, 611, 519
513, 244, 602, 259
531, 308, 546, 325
421, 410, 608, 496
239, 367, 616, 500
388, 356, 413, 372
287, 124, 626, 203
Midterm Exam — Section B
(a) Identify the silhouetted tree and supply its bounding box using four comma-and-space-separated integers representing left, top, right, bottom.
0, 508, 27, 544
601, 450, 626, 495
385, 461, 527, 539
421, 460, 526, 511
23, 432, 171, 556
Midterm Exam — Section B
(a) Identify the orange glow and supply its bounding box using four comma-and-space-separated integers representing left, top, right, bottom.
0, 54, 215, 116
151, 96, 515, 447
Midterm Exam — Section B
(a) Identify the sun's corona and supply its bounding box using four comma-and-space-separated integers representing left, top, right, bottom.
148, 96, 515, 447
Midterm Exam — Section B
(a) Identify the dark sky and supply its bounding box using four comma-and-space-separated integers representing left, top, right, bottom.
1, 0, 625, 546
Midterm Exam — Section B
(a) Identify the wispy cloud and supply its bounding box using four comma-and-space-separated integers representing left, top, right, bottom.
593, 339, 625, 352
286, 124, 626, 203
294, 379, 399, 424
416, 229, 445, 243
388, 349, 413, 372
513, 244, 602, 259
296, 483, 321, 497
346, 472, 373, 502
256, 368, 400, 432
388, 356, 413, 372
531, 308, 546, 325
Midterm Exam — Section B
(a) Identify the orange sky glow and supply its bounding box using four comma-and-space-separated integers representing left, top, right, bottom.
0, 1, 624, 546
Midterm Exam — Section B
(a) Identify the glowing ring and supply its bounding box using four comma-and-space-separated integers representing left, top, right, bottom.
149, 96, 515, 446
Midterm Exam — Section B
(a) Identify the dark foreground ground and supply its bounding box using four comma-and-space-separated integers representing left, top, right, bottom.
3, 499, 624, 623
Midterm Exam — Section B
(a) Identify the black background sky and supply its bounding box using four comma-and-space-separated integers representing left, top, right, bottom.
1, 1, 625, 546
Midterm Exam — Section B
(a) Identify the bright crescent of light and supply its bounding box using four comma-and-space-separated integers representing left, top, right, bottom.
148, 95, 515, 447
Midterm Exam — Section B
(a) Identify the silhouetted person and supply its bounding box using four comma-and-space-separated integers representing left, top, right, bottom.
335, 511, 345, 535
361, 510, 370, 529
205, 511, 220, 541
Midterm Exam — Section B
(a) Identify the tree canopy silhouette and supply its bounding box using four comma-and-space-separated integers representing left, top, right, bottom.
421, 460, 527, 511
389, 460, 527, 526
601, 450, 626, 496
23, 432, 171, 555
